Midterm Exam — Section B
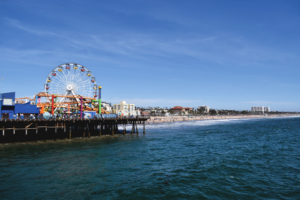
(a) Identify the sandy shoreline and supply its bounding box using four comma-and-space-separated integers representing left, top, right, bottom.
146, 114, 300, 124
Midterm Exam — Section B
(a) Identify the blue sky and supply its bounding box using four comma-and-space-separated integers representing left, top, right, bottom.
0, 0, 299, 111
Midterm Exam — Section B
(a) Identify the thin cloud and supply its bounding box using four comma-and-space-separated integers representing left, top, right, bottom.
5, 17, 299, 72
5, 17, 62, 37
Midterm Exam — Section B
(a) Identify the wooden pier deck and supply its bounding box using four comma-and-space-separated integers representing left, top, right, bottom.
0, 117, 150, 144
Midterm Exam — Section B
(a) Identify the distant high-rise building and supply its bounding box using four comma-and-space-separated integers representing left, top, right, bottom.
251, 106, 270, 112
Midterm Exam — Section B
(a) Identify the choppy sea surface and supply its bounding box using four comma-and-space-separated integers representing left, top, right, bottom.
0, 117, 300, 199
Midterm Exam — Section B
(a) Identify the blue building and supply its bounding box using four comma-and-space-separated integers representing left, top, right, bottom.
0, 92, 16, 119
0, 92, 39, 119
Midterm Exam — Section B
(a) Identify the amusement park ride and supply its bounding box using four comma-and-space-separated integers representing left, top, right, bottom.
16, 63, 109, 117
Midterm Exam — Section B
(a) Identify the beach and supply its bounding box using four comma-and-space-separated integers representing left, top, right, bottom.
147, 114, 300, 124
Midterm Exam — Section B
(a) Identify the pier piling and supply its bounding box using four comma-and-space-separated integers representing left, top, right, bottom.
2, 126, 4, 144
69, 127, 72, 139
87, 124, 90, 138
100, 123, 102, 136
112, 122, 114, 136
131, 122, 134, 134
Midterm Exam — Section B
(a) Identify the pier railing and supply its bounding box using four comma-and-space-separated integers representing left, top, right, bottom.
0, 114, 151, 121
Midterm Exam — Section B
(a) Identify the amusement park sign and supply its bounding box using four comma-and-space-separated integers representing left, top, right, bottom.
3, 98, 13, 106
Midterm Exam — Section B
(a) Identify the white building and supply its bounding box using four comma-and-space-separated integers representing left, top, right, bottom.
198, 105, 210, 113
156, 109, 170, 116
251, 106, 270, 113
113, 101, 140, 116
101, 101, 112, 112
264, 107, 270, 112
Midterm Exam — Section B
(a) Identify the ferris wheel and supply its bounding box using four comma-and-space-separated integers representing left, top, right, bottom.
44, 63, 97, 103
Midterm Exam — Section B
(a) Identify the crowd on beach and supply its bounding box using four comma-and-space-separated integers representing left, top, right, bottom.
146, 114, 300, 124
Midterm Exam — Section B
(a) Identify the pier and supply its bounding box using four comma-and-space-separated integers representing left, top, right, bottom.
0, 116, 149, 144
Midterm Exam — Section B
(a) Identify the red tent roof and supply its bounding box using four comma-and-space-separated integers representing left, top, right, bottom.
170, 106, 183, 110
170, 106, 193, 110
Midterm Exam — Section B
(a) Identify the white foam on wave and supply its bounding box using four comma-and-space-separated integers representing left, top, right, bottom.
125, 117, 255, 130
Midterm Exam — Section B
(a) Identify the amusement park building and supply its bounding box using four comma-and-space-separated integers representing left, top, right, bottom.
0, 92, 39, 119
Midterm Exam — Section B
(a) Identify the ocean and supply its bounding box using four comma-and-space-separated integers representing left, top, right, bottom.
0, 117, 299, 199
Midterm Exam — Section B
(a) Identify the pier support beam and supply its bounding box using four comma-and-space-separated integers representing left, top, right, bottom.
83, 126, 86, 138
143, 121, 145, 134
69, 125, 72, 139
100, 123, 103, 136
123, 124, 126, 135
112, 123, 114, 136
45, 123, 47, 142
54, 123, 57, 141
87, 124, 90, 138
99, 123, 101, 136
25, 127, 27, 143
2, 126, 4, 144
35, 123, 37, 142
131, 122, 134, 134
64, 123, 66, 140
13, 126, 16, 144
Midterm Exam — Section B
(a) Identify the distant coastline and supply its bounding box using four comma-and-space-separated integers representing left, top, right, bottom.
147, 114, 300, 124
